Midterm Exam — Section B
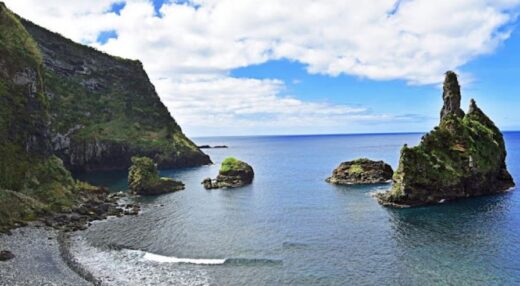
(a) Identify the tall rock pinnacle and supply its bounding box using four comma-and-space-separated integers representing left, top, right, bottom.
440, 71, 464, 121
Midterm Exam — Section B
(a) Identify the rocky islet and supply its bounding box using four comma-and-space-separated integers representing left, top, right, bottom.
326, 158, 394, 185
377, 71, 515, 207
203, 157, 254, 189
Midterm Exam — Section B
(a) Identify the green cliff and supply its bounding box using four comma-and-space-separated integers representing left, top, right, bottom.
20, 15, 210, 171
0, 3, 210, 230
377, 71, 514, 207
0, 3, 77, 230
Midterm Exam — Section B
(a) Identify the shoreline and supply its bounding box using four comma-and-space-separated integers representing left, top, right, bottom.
0, 225, 91, 286
58, 231, 102, 286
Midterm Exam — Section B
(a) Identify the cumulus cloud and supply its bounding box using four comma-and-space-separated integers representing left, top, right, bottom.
4, 0, 520, 135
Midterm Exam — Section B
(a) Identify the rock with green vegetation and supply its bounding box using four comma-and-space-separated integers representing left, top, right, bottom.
0, 3, 78, 231
202, 157, 254, 189
377, 71, 515, 207
18, 13, 210, 172
0, 3, 141, 233
128, 156, 184, 195
326, 158, 393, 185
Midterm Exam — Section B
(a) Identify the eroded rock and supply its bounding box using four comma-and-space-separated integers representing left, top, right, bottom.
377, 71, 515, 207
202, 157, 254, 189
326, 158, 393, 185
128, 156, 185, 195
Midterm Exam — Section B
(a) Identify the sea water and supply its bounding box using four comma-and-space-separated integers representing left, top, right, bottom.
73, 132, 520, 285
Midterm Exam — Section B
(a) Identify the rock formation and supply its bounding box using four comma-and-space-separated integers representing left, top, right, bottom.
440, 71, 465, 121
0, 3, 193, 232
326, 158, 393, 185
20, 15, 211, 172
202, 157, 254, 189
128, 157, 184, 195
377, 71, 515, 207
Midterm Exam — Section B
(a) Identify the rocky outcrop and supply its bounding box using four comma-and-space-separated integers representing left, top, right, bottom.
19, 16, 211, 172
203, 157, 254, 189
326, 158, 393, 185
440, 71, 465, 121
128, 157, 184, 195
377, 71, 515, 207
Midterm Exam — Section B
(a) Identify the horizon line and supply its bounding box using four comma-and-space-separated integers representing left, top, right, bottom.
192, 130, 520, 139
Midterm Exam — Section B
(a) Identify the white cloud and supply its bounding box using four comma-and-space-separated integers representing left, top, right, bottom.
4, 0, 520, 135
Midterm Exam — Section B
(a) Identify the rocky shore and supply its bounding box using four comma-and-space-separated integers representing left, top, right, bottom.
0, 226, 90, 285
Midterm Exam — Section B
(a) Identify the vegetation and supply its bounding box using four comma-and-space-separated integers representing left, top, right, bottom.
0, 4, 85, 231
19, 17, 209, 171
379, 73, 513, 206
348, 164, 365, 175
128, 156, 184, 195
220, 157, 250, 174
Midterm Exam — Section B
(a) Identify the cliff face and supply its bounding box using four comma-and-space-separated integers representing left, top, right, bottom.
0, 2, 210, 230
377, 71, 514, 207
20, 18, 210, 171
0, 3, 77, 229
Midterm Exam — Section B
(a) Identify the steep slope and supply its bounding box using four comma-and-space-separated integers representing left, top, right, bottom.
20, 18, 210, 171
377, 71, 514, 207
0, 2, 77, 230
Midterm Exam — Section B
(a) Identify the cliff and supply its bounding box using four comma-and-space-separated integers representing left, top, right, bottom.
0, 2, 209, 231
0, 2, 77, 230
19, 17, 210, 171
377, 71, 514, 207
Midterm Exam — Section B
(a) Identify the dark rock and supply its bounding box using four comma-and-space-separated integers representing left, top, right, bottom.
198, 145, 228, 149
377, 71, 515, 207
0, 250, 15, 261
326, 158, 393, 185
440, 71, 465, 122
213, 145, 228, 148
202, 157, 254, 189
128, 156, 185, 195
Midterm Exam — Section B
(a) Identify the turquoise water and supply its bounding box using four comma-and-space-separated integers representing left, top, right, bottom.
75, 133, 520, 285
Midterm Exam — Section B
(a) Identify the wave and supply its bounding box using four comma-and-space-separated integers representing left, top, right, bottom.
139, 251, 282, 266
143, 252, 226, 265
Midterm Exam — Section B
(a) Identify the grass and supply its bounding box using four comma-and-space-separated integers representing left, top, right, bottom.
387, 102, 508, 202
220, 157, 247, 173
348, 164, 364, 174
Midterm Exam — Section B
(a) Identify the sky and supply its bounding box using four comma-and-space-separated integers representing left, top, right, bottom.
4, 0, 520, 137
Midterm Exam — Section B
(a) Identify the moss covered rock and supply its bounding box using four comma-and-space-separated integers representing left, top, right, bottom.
326, 158, 393, 185
377, 72, 515, 207
128, 156, 184, 195
0, 3, 80, 231
202, 157, 254, 189
19, 12, 211, 172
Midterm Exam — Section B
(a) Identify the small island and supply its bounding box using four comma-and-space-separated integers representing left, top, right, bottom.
377, 71, 515, 207
128, 157, 185, 195
326, 158, 394, 185
202, 157, 254, 189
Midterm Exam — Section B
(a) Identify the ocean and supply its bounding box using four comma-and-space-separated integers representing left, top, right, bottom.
72, 132, 520, 285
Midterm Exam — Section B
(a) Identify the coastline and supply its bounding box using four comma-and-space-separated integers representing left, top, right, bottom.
0, 225, 91, 286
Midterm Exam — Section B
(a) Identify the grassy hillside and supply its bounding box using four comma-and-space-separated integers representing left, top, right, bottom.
21, 17, 210, 171
0, 2, 78, 231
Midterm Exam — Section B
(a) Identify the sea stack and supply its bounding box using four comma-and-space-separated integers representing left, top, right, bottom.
377, 71, 514, 207
326, 158, 393, 185
202, 157, 254, 189
128, 157, 184, 195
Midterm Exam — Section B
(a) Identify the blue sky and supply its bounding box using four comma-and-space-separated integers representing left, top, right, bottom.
6, 0, 520, 136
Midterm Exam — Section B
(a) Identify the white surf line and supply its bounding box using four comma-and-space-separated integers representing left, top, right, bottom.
142, 251, 226, 265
